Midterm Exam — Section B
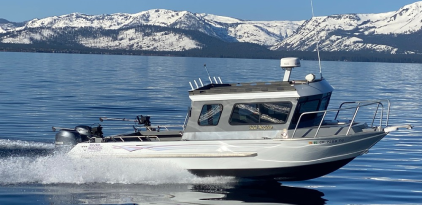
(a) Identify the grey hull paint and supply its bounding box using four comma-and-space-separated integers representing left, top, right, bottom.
68, 130, 387, 179
189, 157, 355, 181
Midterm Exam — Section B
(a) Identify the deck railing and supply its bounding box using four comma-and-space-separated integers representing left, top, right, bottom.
135, 124, 184, 132
290, 100, 390, 138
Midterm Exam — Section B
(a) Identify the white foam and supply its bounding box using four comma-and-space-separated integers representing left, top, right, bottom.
0, 139, 54, 149
0, 153, 235, 185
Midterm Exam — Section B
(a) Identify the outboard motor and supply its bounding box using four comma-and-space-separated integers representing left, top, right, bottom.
55, 129, 82, 153
52, 124, 103, 151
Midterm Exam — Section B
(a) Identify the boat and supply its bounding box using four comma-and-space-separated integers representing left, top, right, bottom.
53, 57, 412, 181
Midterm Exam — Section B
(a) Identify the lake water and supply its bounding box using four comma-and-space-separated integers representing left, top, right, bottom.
0, 52, 421, 204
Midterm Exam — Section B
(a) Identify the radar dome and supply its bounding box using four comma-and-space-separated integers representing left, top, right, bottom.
280, 57, 301, 68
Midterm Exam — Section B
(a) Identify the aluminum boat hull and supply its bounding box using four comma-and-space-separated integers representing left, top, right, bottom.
68, 131, 387, 180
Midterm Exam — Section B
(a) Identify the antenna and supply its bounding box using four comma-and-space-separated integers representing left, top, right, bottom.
310, 0, 323, 79
189, 64, 224, 89
204, 64, 213, 84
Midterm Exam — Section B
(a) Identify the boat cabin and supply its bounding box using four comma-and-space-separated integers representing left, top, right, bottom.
182, 58, 334, 140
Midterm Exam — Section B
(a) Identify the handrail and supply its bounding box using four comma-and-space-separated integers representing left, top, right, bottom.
346, 105, 360, 135
135, 124, 184, 132
291, 100, 390, 138
335, 100, 390, 126
371, 103, 380, 128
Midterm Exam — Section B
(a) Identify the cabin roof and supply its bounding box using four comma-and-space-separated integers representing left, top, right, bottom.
189, 81, 299, 96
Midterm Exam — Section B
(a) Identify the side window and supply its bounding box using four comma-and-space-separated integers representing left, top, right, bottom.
319, 92, 331, 111
229, 102, 292, 125
230, 103, 260, 124
299, 99, 320, 113
291, 97, 321, 127
260, 102, 292, 124
198, 104, 223, 126
290, 93, 331, 129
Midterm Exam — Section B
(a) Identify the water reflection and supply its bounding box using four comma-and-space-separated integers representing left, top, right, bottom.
38, 181, 326, 204
192, 180, 326, 205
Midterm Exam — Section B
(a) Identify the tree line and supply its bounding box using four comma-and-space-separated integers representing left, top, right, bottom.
1, 25, 422, 63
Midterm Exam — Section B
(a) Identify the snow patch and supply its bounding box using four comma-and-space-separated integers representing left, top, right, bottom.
1, 29, 56, 44
78, 29, 201, 51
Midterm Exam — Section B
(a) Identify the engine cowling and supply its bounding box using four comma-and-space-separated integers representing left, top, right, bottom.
55, 129, 82, 152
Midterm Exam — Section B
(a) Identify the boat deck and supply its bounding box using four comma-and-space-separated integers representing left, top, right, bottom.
103, 130, 183, 142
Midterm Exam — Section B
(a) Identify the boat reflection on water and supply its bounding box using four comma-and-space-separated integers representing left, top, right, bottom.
192, 181, 326, 205
42, 181, 326, 204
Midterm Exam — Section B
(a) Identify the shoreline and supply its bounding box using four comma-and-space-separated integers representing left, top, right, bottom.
1, 46, 422, 64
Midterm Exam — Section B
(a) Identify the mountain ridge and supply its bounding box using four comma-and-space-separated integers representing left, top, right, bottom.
271, 1, 422, 54
1, 9, 303, 48
1, 1, 422, 56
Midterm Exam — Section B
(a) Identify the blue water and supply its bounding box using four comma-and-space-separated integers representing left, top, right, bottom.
0, 52, 421, 204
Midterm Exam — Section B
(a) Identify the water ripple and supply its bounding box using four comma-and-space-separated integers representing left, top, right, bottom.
0, 53, 421, 203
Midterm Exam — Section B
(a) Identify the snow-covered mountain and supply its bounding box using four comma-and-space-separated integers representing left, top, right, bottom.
0, 18, 24, 33
1, 1, 422, 54
0, 9, 302, 51
271, 1, 422, 54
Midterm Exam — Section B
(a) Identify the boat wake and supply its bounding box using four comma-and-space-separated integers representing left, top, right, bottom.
0, 139, 54, 149
0, 139, 235, 185
0, 139, 55, 157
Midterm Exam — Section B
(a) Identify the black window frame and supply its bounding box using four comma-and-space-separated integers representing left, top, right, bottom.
290, 92, 332, 129
197, 104, 223, 126
229, 101, 293, 125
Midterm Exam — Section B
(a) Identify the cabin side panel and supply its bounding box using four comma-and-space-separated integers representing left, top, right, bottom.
183, 97, 298, 140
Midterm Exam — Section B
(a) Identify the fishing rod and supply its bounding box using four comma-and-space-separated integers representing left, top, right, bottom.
99, 117, 135, 122
100, 115, 151, 126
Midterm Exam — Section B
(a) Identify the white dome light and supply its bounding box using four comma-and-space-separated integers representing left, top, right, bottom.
305, 73, 316, 82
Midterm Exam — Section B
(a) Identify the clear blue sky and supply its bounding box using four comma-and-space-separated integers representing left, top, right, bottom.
1, 0, 420, 22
